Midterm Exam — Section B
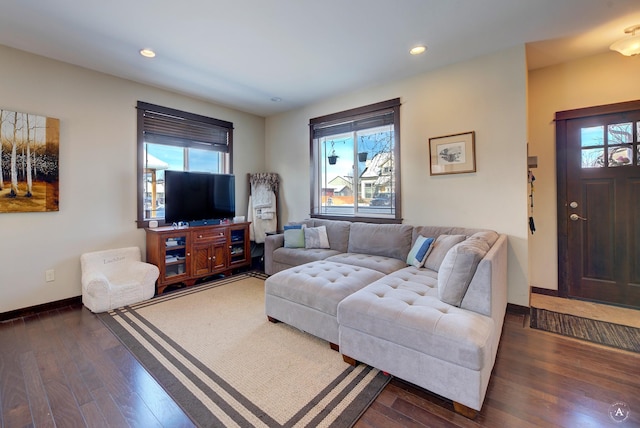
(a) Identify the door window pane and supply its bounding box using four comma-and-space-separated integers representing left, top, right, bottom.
608, 146, 632, 167
581, 126, 604, 147
607, 122, 632, 145
581, 148, 604, 168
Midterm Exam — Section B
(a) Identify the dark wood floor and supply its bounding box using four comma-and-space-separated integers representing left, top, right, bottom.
1, 305, 638, 427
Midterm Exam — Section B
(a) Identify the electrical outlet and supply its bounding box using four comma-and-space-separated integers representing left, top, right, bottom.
45, 269, 55, 282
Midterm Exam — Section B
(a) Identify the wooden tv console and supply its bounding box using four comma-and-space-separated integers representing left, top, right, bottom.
146, 222, 251, 294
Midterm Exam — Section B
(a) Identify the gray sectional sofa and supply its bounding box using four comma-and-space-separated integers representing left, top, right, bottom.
264, 218, 507, 417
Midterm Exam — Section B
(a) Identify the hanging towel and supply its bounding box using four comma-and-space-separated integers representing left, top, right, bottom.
252, 182, 272, 209
248, 173, 280, 243
248, 195, 255, 241
249, 191, 278, 244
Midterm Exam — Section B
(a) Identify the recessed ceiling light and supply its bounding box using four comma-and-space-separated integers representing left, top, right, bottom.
270, 97, 282, 102
140, 48, 156, 58
410, 45, 427, 55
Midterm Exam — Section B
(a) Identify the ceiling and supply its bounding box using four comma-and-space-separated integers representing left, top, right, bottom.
1, 1, 639, 117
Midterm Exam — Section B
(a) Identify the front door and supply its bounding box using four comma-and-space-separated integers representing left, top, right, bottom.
556, 100, 640, 309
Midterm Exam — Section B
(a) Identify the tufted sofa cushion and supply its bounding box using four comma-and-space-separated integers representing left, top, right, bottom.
337, 266, 495, 371
325, 252, 408, 274
266, 260, 385, 317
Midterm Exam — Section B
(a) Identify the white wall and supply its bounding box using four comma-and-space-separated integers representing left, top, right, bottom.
0, 45, 265, 313
266, 46, 530, 306
528, 51, 640, 290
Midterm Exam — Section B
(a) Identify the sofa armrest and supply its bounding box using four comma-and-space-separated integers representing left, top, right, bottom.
264, 233, 285, 275
81, 271, 110, 295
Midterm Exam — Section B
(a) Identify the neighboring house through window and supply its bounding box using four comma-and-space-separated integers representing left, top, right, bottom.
309, 98, 401, 222
136, 101, 233, 227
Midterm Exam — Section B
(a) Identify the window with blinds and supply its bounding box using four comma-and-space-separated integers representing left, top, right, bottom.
136, 101, 234, 227
309, 98, 401, 222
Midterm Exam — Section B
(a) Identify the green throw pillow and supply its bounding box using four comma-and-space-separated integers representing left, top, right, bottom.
284, 226, 305, 248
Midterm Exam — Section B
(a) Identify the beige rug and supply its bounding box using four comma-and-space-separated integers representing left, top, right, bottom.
99, 272, 389, 427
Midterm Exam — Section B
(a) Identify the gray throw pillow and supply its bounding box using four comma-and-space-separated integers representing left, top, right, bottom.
468, 230, 499, 247
304, 225, 330, 249
438, 239, 490, 306
424, 234, 466, 272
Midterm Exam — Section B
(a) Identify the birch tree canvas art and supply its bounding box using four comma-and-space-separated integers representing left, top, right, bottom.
0, 109, 59, 213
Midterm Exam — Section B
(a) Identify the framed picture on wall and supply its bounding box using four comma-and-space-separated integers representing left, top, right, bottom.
429, 131, 476, 175
0, 109, 60, 213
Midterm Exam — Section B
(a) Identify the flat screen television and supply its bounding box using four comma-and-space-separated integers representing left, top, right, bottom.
164, 171, 235, 224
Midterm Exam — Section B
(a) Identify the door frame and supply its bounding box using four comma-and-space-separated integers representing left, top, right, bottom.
555, 99, 640, 298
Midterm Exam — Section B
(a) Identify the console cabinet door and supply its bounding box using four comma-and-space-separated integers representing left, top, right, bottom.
156, 231, 191, 285
192, 227, 228, 276
192, 244, 214, 276
212, 243, 227, 271
193, 242, 227, 275
228, 224, 250, 267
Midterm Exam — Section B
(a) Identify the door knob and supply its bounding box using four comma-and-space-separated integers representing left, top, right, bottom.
570, 213, 587, 221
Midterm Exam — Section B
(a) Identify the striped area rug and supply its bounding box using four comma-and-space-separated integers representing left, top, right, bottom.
98, 272, 389, 427
530, 307, 640, 353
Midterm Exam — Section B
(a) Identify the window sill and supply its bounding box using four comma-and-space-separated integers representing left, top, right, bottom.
310, 214, 402, 225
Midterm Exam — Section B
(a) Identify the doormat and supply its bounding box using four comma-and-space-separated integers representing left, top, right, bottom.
530, 307, 640, 353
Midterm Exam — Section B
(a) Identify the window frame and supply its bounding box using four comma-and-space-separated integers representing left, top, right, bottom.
136, 101, 234, 228
309, 98, 402, 224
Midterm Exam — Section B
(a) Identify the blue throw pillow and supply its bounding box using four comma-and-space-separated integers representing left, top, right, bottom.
406, 236, 435, 267
283, 224, 303, 230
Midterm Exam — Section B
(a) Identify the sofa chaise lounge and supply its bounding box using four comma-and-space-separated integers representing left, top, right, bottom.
264, 219, 507, 417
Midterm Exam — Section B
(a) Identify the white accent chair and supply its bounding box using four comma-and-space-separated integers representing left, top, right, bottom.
80, 247, 159, 313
